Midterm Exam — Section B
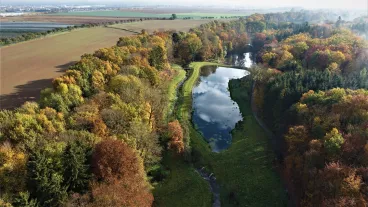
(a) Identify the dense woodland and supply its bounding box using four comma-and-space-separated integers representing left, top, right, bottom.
1, 11, 368, 206
247, 13, 368, 206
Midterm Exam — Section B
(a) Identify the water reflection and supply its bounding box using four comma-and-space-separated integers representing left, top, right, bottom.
192, 66, 249, 152
227, 52, 254, 68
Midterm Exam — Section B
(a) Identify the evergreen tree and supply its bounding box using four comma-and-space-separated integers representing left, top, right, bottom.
27, 149, 67, 207
62, 140, 92, 193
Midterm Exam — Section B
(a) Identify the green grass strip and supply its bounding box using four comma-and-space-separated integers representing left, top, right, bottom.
153, 63, 213, 207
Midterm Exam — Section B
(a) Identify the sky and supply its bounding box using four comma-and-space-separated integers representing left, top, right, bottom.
2, 0, 367, 10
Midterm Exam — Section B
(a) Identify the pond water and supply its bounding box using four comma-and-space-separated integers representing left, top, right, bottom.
192, 66, 250, 152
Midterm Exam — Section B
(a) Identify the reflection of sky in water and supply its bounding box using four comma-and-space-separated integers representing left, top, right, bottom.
233, 52, 254, 68
192, 67, 250, 152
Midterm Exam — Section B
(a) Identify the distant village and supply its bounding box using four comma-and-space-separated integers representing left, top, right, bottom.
0, 4, 113, 16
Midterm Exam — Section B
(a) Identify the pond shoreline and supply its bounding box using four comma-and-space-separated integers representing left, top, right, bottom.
191, 65, 249, 152
181, 62, 288, 206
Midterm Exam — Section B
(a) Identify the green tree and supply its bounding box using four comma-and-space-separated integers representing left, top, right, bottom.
246, 21, 266, 33
324, 128, 344, 156
336, 16, 342, 28
148, 44, 168, 70
62, 140, 92, 193
171, 14, 177, 20
27, 144, 67, 207
13, 192, 39, 207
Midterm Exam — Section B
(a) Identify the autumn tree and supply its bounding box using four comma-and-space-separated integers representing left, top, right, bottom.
91, 139, 153, 207
108, 75, 144, 104
167, 120, 185, 154
121, 121, 162, 168
39, 83, 84, 114
177, 33, 202, 64
0, 142, 27, 202
0, 103, 66, 150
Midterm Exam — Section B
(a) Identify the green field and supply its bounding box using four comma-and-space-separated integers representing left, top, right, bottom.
51, 11, 248, 19
174, 62, 287, 206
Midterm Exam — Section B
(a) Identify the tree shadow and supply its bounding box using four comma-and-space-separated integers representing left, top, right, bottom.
0, 61, 78, 110
55, 61, 78, 71
0, 79, 54, 109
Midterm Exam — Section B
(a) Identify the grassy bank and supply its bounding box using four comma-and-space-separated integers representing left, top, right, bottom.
153, 151, 212, 207
177, 62, 218, 122
163, 64, 186, 122
179, 62, 287, 206
153, 64, 212, 207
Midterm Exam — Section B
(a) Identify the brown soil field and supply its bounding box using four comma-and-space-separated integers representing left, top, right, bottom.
0, 20, 212, 109
0, 15, 137, 24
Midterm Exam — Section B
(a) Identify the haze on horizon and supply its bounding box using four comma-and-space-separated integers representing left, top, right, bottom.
2, 0, 367, 10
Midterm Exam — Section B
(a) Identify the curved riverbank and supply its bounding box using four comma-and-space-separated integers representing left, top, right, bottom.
155, 62, 287, 206
183, 63, 287, 206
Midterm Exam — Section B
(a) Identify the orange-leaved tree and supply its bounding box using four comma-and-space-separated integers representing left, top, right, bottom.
167, 120, 184, 154
91, 139, 153, 207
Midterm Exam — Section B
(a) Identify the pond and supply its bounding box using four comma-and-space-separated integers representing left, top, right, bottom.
192, 65, 250, 152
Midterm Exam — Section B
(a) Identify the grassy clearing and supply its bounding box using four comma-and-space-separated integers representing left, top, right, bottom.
153, 64, 212, 207
179, 62, 287, 206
